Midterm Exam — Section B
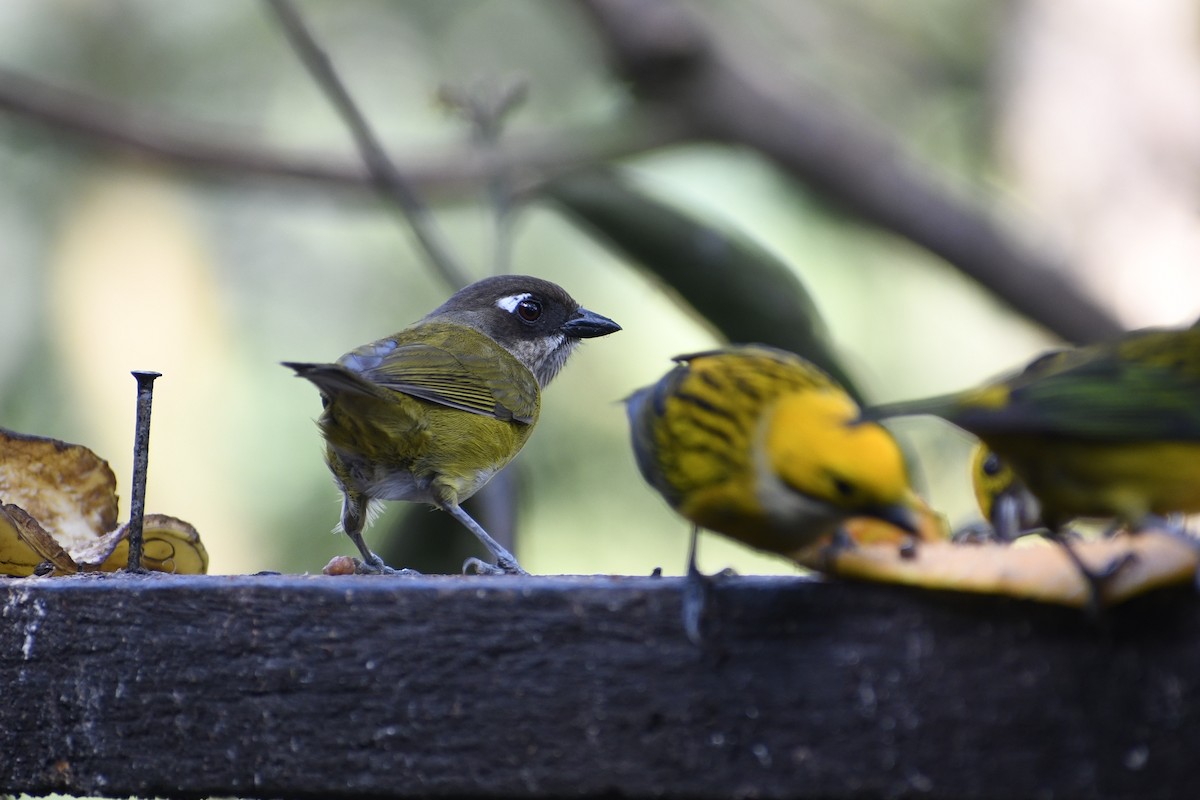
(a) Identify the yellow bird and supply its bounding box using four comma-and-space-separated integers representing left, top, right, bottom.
965, 444, 1043, 542
874, 326, 1200, 532
625, 345, 920, 571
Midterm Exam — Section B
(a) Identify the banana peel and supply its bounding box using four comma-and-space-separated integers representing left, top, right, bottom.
0, 427, 206, 576
0, 428, 119, 552
841, 493, 951, 547
794, 521, 1198, 609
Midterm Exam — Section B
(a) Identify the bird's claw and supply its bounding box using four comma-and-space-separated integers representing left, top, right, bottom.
681, 571, 709, 646
463, 556, 529, 576
816, 527, 857, 574
1051, 534, 1137, 622
1096, 551, 1138, 581
353, 557, 421, 577
952, 522, 1003, 544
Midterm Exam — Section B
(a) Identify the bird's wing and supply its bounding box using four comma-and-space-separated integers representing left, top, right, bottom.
975, 344, 1200, 440
341, 338, 539, 424
624, 365, 690, 506
870, 328, 1200, 441
929, 332, 1200, 441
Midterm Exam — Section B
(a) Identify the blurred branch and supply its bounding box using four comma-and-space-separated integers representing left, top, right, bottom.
265, 0, 471, 288
439, 76, 530, 276
575, 0, 1125, 344
0, 66, 687, 201
0, 2, 1117, 344
435, 77, 534, 551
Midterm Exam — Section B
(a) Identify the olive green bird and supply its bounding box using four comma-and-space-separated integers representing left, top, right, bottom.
873, 325, 1200, 533
284, 275, 620, 575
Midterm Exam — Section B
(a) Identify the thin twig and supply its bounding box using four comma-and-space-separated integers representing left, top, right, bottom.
435, 77, 532, 551
440, 76, 529, 274
265, 0, 471, 288
0, 66, 685, 197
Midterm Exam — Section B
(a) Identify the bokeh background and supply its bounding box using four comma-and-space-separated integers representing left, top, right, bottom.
2, 0, 1199, 576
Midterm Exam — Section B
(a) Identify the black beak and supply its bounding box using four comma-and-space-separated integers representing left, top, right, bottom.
563, 307, 621, 339
864, 503, 920, 535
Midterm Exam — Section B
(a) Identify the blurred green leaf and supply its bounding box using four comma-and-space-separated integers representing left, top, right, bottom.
546, 168, 865, 402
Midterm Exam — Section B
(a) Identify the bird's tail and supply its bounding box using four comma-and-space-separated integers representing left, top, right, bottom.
861, 392, 964, 423
281, 361, 381, 398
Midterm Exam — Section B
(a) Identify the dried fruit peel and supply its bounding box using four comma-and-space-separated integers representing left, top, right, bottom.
795, 530, 1198, 608
0, 505, 59, 577
80, 515, 208, 575
0, 428, 118, 551
0, 428, 206, 576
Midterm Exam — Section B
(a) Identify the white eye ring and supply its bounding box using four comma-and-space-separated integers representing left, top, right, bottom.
496, 293, 533, 314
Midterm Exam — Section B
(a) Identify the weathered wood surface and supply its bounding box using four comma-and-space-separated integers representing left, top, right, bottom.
1, 572, 1198, 799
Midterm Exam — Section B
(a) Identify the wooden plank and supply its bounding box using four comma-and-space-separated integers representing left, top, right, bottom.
1, 573, 1198, 799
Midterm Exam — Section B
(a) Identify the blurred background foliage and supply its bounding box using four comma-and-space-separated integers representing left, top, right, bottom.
1, 0, 1199, 577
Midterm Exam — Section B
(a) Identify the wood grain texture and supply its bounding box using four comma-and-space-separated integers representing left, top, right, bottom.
1, 572, 1197, 799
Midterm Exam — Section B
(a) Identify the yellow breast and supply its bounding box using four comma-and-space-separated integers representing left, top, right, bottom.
991, 436, 1200, 523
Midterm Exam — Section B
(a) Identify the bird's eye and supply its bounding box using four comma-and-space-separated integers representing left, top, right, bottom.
516, 299, 542, 322
832, 477, 856, 498
982, 452, 1003, 476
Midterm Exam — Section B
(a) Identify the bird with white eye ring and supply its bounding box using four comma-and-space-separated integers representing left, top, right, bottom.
285, 275, 621, 575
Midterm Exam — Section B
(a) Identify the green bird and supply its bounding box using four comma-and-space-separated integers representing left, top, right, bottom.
284, 275, 620, 575
873, 325, 1200, 532
958, 444, 1043, 543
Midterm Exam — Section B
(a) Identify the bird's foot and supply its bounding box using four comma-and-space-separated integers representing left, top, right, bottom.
952, 522, 1005, 544
1083, 553, 1137, 623
816, 527, 857, 574
463, 556, 529, 576
681, 568, 709, 646
1135, 513, 1194, 543
681, 566, 735, 646
354, 555, 421, 577
1053, 535, 1136, 622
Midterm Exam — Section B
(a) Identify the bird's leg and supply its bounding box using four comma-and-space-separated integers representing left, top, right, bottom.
681, 526, 708, 646
344, 533, 421, 576
817, 526, 857, 574
443, 501, 528, 575
1137, 512, 1192, 541
341, 494, 420, 576
1048, 530, 1133, 620
1164, 513, 1190, 535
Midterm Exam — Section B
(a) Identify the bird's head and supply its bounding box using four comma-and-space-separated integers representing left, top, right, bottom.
426, 274, 621, 387
764, 388, 919, 533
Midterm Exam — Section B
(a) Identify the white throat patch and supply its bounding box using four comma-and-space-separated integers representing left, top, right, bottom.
496, 293, 533, 314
